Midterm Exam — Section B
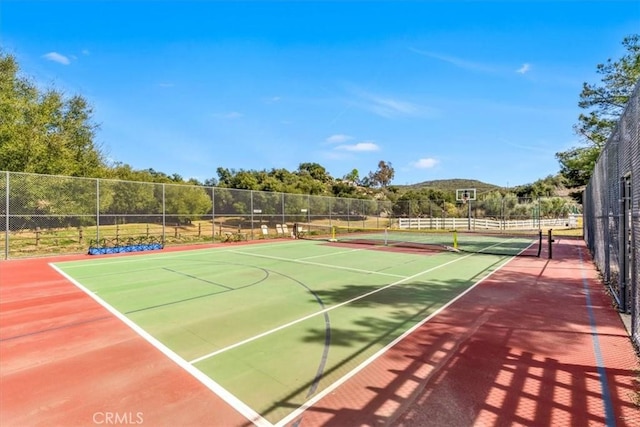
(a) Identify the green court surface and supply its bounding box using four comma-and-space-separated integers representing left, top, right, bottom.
53, 239, 525, 424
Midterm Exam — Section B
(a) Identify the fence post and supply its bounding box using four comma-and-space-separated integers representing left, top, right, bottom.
250, 190, 255, 240
329, 197, 333, 227
281, 192, 285, 228
211, 186, 215, 242
162, 184, 166, 244
96, 178, 100, 246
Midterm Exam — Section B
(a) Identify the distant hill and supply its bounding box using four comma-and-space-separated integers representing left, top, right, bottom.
399, 179, 503, 195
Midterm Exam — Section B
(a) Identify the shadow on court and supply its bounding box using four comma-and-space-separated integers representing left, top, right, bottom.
280, 239, 639, 427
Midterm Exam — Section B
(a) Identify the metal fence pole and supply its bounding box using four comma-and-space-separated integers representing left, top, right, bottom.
281, 192, 285, 226
211, 186, 215, 241
329, 199, 333, 226
96, 179, 100, 244
250, 190, 254, 239
162, 184, 166, 244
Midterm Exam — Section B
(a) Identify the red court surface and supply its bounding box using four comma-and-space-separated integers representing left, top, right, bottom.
1, 239, 638, 427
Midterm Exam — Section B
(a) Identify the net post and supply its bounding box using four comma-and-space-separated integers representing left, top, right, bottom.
548, 229, 554, 259
536, 230, 542, 257
384, 227, 389, 246
329, 225, 337, 242
453, 229, 458, 249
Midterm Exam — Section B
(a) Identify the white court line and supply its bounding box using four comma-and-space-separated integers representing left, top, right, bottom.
298, 248, 364, 261
274, 253, 517, 427
50, 263, 274, 427
188, 252, 475, 364
51, 237, 517, 426
234, 247, 364, 262
228, 249, 407, 279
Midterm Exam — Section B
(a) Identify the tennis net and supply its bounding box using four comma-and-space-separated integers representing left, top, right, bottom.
296, 223, 546, 257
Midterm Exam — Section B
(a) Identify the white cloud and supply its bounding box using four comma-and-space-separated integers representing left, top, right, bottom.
212, 111, 243, 119
517, 63, 531, 74
335, 142, 380, 152
411, 158, 439, 169
263, 96, 281, 104
409, 48, 494, 73
326, 134, 353, 144
350, 88, 436, 119
42, 52, 70, 65
368, 95, 418, 118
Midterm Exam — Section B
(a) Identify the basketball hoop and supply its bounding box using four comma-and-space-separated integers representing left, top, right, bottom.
456, 188, 475, 204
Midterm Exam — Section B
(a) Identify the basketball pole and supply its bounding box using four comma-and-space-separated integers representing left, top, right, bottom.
457, 188, 475, 232
463, 190, 471, 231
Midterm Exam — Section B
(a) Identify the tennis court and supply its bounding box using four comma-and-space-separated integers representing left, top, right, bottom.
50, 235, 529, 425
2, 234, 638, 426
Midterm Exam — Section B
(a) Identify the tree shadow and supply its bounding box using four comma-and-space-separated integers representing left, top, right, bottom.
246, 240, 638, 426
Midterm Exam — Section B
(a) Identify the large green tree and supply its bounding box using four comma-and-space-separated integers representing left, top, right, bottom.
556, 34, 640, 187
297, 162, 332, 183
367, 160, 395, 188
0, 53, 106, 176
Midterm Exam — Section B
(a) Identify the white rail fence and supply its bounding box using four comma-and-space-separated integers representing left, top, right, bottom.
398, 215, 578, 230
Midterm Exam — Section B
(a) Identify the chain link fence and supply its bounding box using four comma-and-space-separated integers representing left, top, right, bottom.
584, 80, 640, 349
1, 171, 579, 260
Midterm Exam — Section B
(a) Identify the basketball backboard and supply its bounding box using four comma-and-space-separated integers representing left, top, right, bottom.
456, 188, 477, 202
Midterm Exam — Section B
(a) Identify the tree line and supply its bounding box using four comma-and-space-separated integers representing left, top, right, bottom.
0, 50, 397, 199
1, 34, 639, 203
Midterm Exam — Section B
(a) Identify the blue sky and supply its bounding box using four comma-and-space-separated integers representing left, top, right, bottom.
2, 1, 639, 187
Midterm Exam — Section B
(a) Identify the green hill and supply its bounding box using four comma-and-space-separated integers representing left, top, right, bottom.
399, 179, 503, 195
